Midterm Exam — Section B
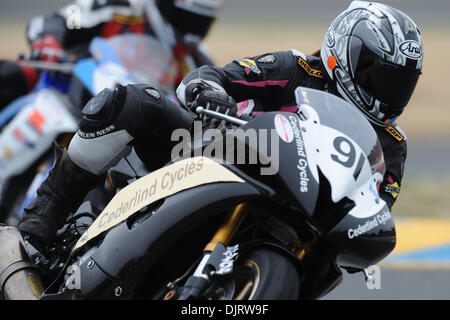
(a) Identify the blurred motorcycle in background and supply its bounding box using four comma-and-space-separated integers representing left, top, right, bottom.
0, 34, 178, 226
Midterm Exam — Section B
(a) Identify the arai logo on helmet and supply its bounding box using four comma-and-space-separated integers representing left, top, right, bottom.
274, 114, 294, 143
325, 26, 335, 48
399, 40, 422, 59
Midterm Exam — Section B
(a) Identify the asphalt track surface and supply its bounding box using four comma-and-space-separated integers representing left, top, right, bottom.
321, 217, 450, 300
321, 267, 450, 300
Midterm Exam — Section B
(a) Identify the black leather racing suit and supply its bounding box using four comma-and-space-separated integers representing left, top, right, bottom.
176, 50, 407, 209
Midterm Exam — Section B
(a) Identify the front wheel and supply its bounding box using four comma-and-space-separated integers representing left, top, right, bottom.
203, 248, 301, 300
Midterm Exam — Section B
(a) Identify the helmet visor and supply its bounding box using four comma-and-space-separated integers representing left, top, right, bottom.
156, 0, 216, 40
355, 46, 421, 115
173, 11, 215, 39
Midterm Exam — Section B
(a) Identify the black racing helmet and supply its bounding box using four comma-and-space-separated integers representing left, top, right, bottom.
320, 1, 423, 126
155, 0, 224, 45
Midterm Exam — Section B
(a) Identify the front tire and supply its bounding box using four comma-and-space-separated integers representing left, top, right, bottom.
204, 248, 301, 300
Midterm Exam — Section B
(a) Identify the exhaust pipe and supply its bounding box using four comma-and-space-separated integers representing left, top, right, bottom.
0, 225, 44, 300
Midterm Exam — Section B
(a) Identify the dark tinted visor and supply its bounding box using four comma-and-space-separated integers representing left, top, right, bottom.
355, 45, 421, 112
172, 10, 215, 39
158, 0, 215, 40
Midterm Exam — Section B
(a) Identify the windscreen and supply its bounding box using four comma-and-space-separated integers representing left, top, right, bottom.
90, 34, 178, 94
295, 87, 385, 178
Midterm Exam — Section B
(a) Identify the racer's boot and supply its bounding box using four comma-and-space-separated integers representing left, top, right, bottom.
18, 144, 103, 251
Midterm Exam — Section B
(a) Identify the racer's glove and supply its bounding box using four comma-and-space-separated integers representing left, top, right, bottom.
183, 83, 234, 113
184, 82, 236, 122
194, 89, 237, 117
192, 89, 238, 130
31, 34, 64, 63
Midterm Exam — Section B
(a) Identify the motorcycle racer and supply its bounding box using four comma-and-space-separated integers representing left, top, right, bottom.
18, 1, 423, 253
177, 0, 421, 211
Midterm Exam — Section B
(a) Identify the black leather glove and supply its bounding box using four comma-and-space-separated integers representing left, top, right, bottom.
194, 89, 237, 116
193, 89, 238, 130
184, 83, 236, 114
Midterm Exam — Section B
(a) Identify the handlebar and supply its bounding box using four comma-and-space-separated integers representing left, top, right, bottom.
17, 60, 75, 74
195, 106, 248, 126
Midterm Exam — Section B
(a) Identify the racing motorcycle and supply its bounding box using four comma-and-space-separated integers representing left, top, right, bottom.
0, 34, 177, 226
0, 87, 396, 300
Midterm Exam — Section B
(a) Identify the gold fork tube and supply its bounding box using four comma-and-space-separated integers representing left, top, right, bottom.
204, 203, 248, 252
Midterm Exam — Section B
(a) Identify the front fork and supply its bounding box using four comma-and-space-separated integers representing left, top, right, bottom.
170, 203, 248, 300
204, 203, 248, 252
194, 203, 248, 276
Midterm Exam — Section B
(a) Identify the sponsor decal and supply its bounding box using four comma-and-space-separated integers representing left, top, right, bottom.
325, 26, 335, 48
216, 244, 239, 275
257, 54, 276, 63
274, 114, 294, 143
288, 115, 309, 192
65, 264, 81, 290
347, 209, 392, 239
385, 176, 400, 199
112, 13, 144, 25
77, 124, 116, 139
12, 128, 35, 149
73, 157, 244, 250
144, 87, 162, 100
385, 124, 404, 141
298, 57, 324, 78
12, 128, 25, 142
399, 40, 422, 59
235, 58, 262, 75
2, 146, 11, 159
27, 108, 46, 133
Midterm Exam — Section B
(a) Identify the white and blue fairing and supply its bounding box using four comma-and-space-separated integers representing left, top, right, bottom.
0, 90, 78, 196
